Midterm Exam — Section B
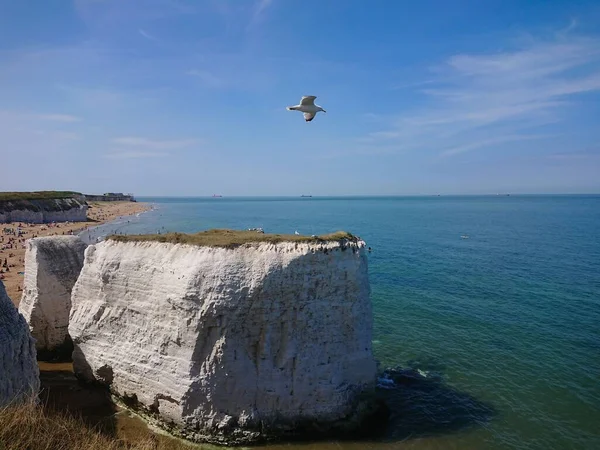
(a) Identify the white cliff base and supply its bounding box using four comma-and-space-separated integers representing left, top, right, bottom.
0, 198, 88, 223
0, 280, 40, 406
69, 238, 377, 444
19, 236, 88, 360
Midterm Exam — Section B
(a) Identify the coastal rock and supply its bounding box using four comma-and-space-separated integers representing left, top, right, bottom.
19, 236, 88, 361
69, 237, 377, 444
0, 280, 40, 406
0, 198, 87, 223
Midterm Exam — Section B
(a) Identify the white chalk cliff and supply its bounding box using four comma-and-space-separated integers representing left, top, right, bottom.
0, 198, 87, 223
69, 237, 377, 444
19, 236, 87, 360
0, 280, 40, 406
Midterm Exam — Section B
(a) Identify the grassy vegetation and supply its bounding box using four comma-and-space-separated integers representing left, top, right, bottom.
0, 191, 82, 202
0, 401, 197, 450
108, 229, 358, 248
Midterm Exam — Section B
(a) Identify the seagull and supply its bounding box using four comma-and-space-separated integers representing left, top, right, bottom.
286, 95, 326, 122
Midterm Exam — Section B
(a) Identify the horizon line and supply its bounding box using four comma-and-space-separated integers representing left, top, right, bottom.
133, 193, 600, 198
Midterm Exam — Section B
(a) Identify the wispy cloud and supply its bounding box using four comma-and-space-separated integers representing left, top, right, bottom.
31, 130, 80, 141
104, 151, 169, 159
367, 32, 600, 157
548, 149, 600, 161
248, 0, 274, 28
253, 0, 273, 18
185, 69, 224, 88
138, 28, 157, 41
440, 134, 552, 157
58, 85, 124, 109
74, 0, 198, 26
0, 111, 82, 123
36, 113, 82, 122
112, 136, 200, 150
53, 131, 80, 141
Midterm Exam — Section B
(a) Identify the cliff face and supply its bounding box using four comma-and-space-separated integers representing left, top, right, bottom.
69, 238, 376, 444
19, 236, 88, 360
0, 198, 88, 223
0, 280, 40, 406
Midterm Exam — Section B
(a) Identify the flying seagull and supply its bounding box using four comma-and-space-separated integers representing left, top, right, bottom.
286, 95, 326, 122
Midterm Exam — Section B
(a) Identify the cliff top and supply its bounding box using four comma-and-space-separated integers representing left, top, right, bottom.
0, 191, 82, 202
107, 229, 359, 248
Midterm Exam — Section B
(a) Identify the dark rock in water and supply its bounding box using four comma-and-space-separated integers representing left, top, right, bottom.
382, 366, 443, 386
373, 364, 496, 442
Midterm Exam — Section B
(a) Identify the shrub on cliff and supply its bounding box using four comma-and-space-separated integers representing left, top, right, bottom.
0, 191, 82, 201
108, 228, 358, 248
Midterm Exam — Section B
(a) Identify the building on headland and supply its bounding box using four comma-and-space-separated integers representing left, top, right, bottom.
84, 193, 136, 202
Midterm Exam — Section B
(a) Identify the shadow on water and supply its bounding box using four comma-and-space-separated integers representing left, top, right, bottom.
373, 359, 497, 443
264, 361, 497, 449
36, 359, 496, 448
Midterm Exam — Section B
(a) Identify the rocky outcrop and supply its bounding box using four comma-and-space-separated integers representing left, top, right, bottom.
0, 280, 40, 406
19, 236, 88, 361
0, 198, 88, 223
69, 236, 377, 444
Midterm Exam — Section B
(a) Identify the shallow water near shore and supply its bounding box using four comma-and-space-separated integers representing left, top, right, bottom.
83, 195, 600, 450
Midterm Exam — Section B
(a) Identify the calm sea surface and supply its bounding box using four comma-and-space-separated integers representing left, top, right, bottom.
84, 196, 600, 450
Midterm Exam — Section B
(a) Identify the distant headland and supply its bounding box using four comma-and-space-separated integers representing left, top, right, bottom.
83, 192, 136, 202
0, 191, 137, 224
0, 190, 149, 302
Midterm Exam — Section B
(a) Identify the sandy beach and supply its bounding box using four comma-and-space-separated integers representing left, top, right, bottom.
0, 201, 150, 305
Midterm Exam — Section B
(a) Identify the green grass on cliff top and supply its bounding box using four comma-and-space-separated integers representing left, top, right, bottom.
0, 191, 82, 201
108, 229, 358, 248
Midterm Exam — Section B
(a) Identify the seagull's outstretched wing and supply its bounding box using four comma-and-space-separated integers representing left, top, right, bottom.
304, 112, 315, 122
300, 95, 317, 106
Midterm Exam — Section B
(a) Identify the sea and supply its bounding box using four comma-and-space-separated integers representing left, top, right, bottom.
81, 195, 600, 450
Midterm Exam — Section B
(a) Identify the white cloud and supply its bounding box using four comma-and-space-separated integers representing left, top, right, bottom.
138, 29, 157, 41
186, 69, 224, 88
74, 0, 198, 25
548, 150, 599, 161
0, 111, 82, 123
36, 113, 82, 122
0, 111, 81, 153
440, 134, 552, 157
52, 131, 80, 141
368, 32, 600, 157
58, 85, 124, 109
253, 0, 273, 18
112, 136, 200, 150
104, 151, 169, 159
29, 130, 80, 142
248, 0, 274, 28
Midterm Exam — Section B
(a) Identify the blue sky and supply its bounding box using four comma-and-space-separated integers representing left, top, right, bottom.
1, 0, 599, 196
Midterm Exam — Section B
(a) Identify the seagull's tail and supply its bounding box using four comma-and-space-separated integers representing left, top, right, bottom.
287, 106, 298, 111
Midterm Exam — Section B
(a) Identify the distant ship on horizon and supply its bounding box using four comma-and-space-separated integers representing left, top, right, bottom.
212, 194, 223, 198
300, 195, 312, 198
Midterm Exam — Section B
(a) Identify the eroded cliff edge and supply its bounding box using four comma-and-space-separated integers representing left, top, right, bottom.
0, 280, 40, 406
69, 231, 379, 444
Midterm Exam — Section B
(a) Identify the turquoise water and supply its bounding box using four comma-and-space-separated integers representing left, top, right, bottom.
86, 196, 600, 450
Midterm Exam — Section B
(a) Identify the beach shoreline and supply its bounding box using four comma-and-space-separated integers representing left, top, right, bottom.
0, 201, 151, 305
